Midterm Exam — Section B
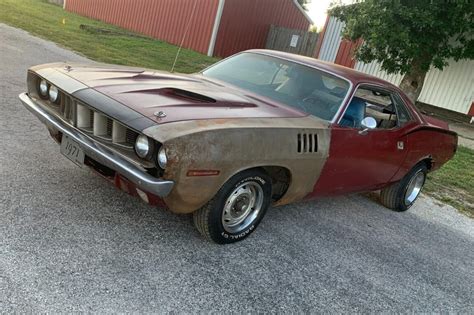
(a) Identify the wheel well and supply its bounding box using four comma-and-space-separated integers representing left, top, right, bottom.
420, 157, 433, 171
261, 166, 291, 202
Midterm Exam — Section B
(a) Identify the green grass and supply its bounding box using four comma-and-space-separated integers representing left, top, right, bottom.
0, 0, 217, 73
424, 146, 474, 218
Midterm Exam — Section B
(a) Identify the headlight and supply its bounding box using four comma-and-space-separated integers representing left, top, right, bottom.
157, 146, 167, 169
49, 85, 60, 103
135, 135, 150, 158
39, 79, 48, 97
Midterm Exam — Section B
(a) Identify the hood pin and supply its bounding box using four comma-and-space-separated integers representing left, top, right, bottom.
154, 111, 167, 119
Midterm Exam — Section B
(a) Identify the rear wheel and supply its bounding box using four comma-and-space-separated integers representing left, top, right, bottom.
193, 169, 272, 244
380, 163, 427, 212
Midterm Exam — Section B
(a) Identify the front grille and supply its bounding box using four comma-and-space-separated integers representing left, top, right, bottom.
40, 88, 139, 149
125, 128, 139, 146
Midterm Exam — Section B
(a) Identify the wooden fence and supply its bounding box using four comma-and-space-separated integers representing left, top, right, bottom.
265, 25, 318, 57
48, 0, 64, 6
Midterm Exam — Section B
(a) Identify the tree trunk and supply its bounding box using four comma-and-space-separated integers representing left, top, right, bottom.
398, 61, 427, 104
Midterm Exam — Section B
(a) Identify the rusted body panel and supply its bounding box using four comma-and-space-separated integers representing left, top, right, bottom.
143, 117, 330, 213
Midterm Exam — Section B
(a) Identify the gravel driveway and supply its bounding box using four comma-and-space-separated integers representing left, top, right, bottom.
1, 23, 473, 313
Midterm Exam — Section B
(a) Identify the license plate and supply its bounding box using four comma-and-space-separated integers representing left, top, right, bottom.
60, 135, 85, 166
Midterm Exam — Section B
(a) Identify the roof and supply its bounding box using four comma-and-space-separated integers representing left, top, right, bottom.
291, 0, 314, 25
248, 49, 401, 90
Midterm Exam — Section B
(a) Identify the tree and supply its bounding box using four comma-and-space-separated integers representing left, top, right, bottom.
329, 0, 473, 102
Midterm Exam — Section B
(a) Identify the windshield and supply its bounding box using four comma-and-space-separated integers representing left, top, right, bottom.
202, 53, 350, 121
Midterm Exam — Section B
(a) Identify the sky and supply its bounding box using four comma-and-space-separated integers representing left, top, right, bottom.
306, 0, 353, 30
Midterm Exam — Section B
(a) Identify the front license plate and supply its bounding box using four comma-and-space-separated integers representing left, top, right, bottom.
60, 135, 85, 166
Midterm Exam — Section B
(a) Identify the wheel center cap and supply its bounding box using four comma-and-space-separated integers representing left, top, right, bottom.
233, 196, 249, 216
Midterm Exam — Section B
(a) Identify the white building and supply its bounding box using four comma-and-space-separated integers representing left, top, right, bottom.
315, 17, 474, 119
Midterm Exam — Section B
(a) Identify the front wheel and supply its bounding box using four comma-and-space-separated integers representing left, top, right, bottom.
193, 169, 272, 244
380, 163, 427, 212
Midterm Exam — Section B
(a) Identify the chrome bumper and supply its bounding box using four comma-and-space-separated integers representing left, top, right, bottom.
19, 93, 174, 197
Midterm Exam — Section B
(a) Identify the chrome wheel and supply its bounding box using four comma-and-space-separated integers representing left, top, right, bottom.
404, 171, 425, 206
222, 181, 264, 233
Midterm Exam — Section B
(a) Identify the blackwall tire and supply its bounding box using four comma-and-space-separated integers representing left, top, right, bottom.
380, 163, 428, 212
193, 169, 272, 244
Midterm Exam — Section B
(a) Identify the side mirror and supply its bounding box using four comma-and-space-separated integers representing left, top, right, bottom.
359, 117, 377, 135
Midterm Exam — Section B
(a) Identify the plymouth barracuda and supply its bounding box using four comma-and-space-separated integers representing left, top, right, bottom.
19, 50, 458, 244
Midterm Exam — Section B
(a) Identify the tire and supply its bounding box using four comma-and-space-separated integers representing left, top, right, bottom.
193, 169, 272, 244
380, 163, 428, 212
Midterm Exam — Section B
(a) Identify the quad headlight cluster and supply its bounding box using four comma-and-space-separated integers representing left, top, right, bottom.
38, 79, 60, 103
134, 135, 167, 169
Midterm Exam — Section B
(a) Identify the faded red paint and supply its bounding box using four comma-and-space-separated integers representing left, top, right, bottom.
468, 101, 474, 117
213, 0, 311, 57
65, 0, 311, 58
65, 0, 219, 55
334, 39, 361, 68
311, 94, 457, 198
49, 50, 415, 125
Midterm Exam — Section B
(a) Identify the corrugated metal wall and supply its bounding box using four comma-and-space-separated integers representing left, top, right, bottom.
417, 60, 474, 114
317, 16, 343, 62
318, 17, 474, 115
213, 0, 312, 57
355, 61, 403, 86
334, 39, 360, 68
65, 0, 219, 55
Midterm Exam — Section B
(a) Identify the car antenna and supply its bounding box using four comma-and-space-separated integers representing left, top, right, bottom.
171, 0, 198, 73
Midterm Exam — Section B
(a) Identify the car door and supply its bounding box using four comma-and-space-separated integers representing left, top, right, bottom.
311, 85, 414, 197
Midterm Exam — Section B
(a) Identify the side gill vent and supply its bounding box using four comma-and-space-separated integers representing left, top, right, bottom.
297, 133, 318, 153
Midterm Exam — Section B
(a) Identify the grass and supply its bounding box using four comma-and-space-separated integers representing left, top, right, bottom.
424, 146, 474, 218
0, 0, 217, 73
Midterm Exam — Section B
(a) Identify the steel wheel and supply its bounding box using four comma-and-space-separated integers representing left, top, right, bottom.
380, 163, 428, 212
221, 181, 264, 234
404, 171, 425, 206
193, 169, 272, 244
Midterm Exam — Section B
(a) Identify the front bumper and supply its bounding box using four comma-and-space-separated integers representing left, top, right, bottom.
19, 93, 174, 197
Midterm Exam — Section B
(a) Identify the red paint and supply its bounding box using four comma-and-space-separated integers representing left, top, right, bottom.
213, 0, 311, 57
65, 0, 311, 57
468, 101, 474, 117
66, 0, 219, 54
311, 94, 457, 197
61, 61, 308, 124
57, 50, 433, 128
310, 125, 411, 196
113, 174, 167, 207
334, 39, 361, 68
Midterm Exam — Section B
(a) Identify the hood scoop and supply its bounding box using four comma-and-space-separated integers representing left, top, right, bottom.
163, 88, 216, 103
123, 87, 216, 103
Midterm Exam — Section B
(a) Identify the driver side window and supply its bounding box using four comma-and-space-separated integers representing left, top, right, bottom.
340, 87, 401, 129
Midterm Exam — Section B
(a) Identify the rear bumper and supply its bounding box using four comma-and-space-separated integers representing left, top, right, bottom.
19, 93, 174, 197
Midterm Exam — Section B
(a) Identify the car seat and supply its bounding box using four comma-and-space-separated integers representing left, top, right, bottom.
340, 97, 366, 128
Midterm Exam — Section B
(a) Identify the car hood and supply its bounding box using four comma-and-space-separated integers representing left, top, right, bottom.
58, 65, 306, 124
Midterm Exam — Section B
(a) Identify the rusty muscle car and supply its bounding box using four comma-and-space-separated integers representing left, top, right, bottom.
20, 50, 458, 244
